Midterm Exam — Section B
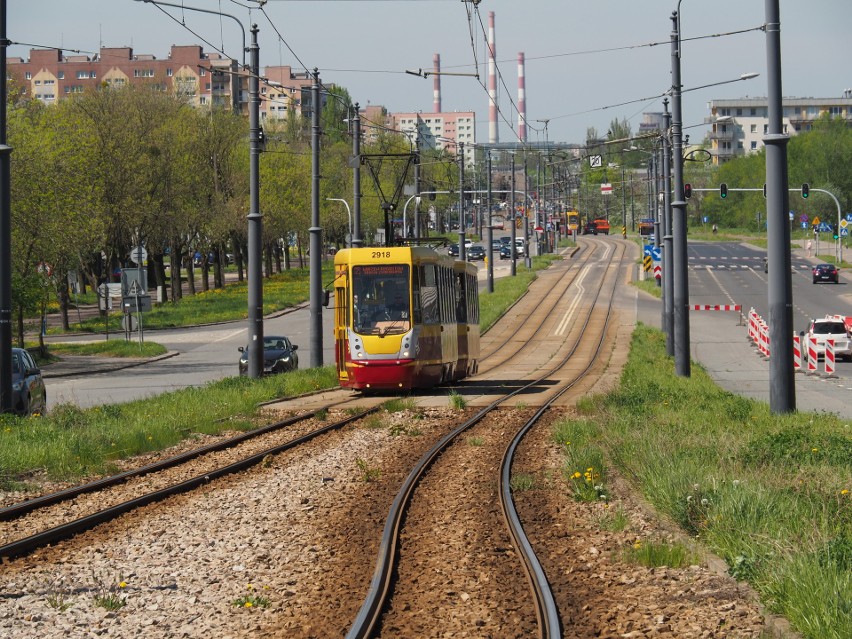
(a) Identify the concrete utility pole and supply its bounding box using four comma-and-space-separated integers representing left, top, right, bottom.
764, 0, 795, 413
352, 103, 363, 247
669, 10, 691, 377
310, 69, 323, 368
246, 25, 264, 378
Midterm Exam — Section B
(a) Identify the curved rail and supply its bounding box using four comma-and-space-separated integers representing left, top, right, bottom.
347, 239, 627, 638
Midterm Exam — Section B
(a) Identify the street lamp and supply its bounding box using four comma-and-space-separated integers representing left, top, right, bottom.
326, 198, 352, 247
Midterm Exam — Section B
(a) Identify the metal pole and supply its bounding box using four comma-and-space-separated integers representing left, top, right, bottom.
662, 99, 674, 356
510, 153, 517, 276
764, 0, 794, 413
670, 10, 690, 377
487, 152, 494, 293
310, 69, 323, 368
0, 0, 12, 411
414, 130, 421, 239
523, 157, 531, 268
458, 143, 466, 262
352, 103, 363, 247
246, 24, 264, 378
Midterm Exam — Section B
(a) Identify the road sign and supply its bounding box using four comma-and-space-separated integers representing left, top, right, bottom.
130, 246, 148, 265
841, 228, 849, 237
121, 314, 138, 332
840, 219, 848, 229
800, 213, 808, 223
801, 222, 808, 229
846, 213, 852, 222
812, 216, 821, 226
643, 255, 652, 272
818, 222, 832, 233
589, 155, 602, 168
789, 211, 794, 221
600, 183, 613, 195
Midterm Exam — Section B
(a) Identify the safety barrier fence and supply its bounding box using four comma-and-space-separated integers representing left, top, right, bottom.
746, 307, 836, 377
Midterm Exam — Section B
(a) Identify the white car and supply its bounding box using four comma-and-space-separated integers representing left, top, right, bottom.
514, 238, 526, 257
806, 316, 852, 361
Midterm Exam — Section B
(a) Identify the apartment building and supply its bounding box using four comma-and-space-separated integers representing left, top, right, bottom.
706, 94, 852, 164
391, 111, 477, 164
9, 46, 241, 110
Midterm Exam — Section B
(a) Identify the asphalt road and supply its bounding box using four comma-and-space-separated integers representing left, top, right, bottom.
638, 239, 852, 419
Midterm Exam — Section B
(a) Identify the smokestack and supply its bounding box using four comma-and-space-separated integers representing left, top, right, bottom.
518, 52, 527, 143
488, 11, 498, 144
433, 53, 441, 112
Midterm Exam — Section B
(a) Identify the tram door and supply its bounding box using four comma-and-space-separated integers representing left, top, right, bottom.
334, 274, 349, 383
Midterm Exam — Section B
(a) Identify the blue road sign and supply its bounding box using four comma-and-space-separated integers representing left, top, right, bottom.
846, 213, 852, 223
842, 228, 849, 237
818, 222, 833, 233
801, 222, 808, 229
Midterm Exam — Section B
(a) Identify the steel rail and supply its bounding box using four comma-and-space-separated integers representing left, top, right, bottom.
0, 406, 377, 560
346, 238, 627, 638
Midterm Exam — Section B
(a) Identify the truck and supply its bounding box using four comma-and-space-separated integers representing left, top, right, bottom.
593, 218, 610, 235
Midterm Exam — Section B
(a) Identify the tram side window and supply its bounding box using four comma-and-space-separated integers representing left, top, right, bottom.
420, 264, 439, 324
456, 272, 467, 323
412, 266, 422, 323
467, 273, 479, 323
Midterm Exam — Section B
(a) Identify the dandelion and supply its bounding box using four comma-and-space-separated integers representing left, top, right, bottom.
572, 472, 581, 479
842, 489, 849, 496
811, 447, 818, 453
701, 498, 709, 506
732, 479, 740, 487
633, 541, 642, 549
245, 602, 253, 608
119, 581, 127, 589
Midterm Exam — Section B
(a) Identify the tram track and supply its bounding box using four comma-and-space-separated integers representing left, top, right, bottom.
0, 239, 768, 639
345, 239, 628, 637
0, 402, 376, 560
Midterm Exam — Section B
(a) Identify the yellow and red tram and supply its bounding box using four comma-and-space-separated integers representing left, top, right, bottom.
332, 246, 479, 391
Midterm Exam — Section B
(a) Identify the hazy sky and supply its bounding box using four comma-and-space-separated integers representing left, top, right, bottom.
8, 1, 851, 145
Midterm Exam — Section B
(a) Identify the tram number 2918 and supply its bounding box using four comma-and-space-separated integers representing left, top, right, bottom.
371, 250, 392, 259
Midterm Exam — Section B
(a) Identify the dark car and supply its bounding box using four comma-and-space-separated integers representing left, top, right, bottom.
238, 336, 299, 375
583, 221, 597, 235
812, 263, 839, 284
448, 243, 460, 257
467, 244, 486, 261
499, 244, 519, 260
12, 347, 46, 416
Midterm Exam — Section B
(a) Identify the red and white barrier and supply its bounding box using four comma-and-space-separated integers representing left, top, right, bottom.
807, 335, 819, 374
690, 304, 742, 312
759, 320, 770, 357
825, 339, 836, 376
792, 333, 801, 370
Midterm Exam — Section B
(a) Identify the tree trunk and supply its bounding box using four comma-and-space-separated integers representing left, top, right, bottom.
186, 254, 196, 296
57, 267, 70, 331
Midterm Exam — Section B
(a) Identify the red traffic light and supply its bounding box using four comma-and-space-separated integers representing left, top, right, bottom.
684, 183, 692, 199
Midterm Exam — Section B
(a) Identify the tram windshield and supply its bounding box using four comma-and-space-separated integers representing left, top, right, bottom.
352, 264, 411, 335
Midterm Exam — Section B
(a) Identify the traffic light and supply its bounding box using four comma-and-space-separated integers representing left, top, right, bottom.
763, 183, 766, 198
684, 183, 692, 199
720, 183, 728, 199
833, 225, 839, 240
802, 183, 809, 199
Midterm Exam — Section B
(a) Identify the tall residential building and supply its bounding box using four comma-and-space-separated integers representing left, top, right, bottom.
706, 94, 852, 164
390, 111, 477, 164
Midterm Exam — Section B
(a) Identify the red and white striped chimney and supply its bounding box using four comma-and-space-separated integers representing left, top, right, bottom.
488, 11, 498, 143
518, 52, 527, 142
433, 53, 441, 113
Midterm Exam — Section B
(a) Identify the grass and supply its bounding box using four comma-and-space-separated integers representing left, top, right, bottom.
32, 340, 168, 359
0, 366, 339, 485
554, 323, 851, 639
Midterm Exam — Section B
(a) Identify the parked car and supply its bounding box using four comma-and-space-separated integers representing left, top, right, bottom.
812, 263, 839, 284
11, 347, 46, 416
491, 239, 502, 252
238, 336, 299, 375
467, 244, 486, 261
804, 316, 852, 361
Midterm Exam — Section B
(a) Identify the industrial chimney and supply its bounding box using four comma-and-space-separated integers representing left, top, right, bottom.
488, 11, 498, 144
433, 53, 441, 112
518, 52, 527, 142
